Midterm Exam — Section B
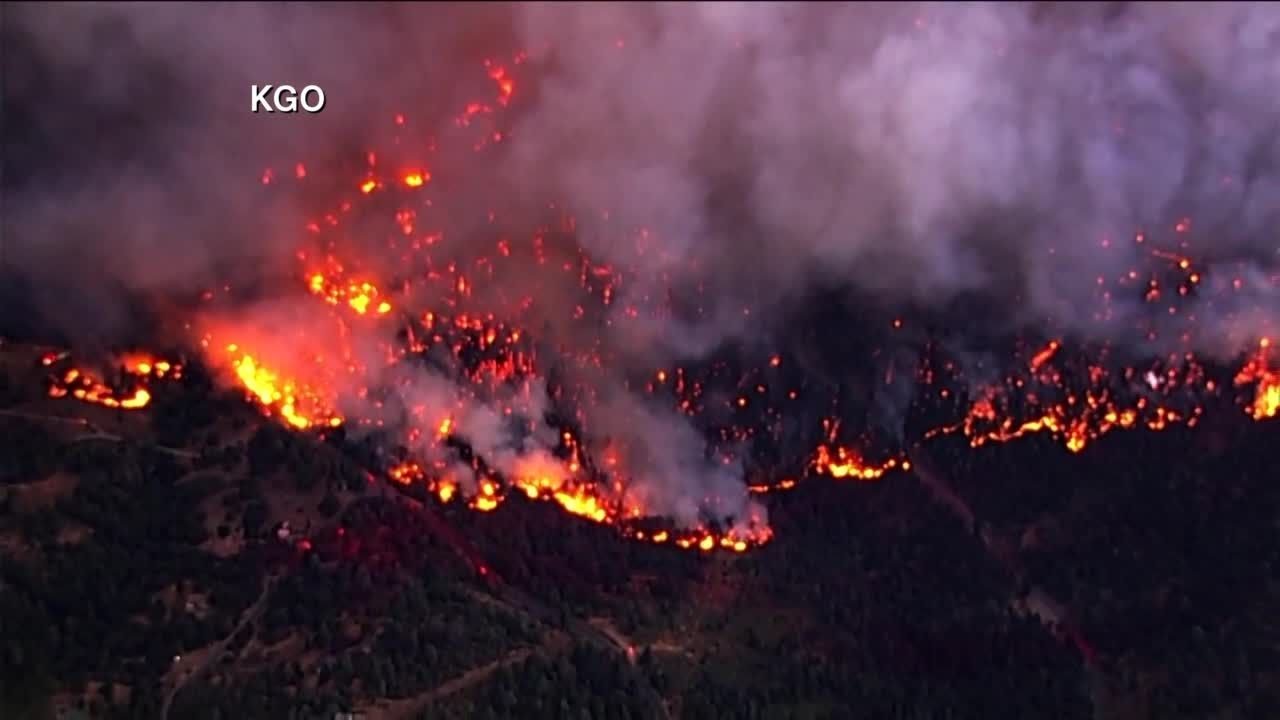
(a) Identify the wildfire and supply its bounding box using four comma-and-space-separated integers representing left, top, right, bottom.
506, 452, 614, 522
38, 55, 1280, 558
748, 478, 797, 494
380, 432, 772, 552
221, 344, 342, 430
812, 445, 909, 481
1235, 339, 1279, 420
45, 352, 181, 410
471, 479, 502, 512
306, 271, 393, 316
215, 58, 1280, 553
437, 481, 457, 503
925, 381, 1191, 455
388, 461, 423, 485
402, 171, 430, 188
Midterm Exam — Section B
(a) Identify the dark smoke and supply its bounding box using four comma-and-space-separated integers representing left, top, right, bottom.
3, 3, 1279, 525
5, 2, 1278, 352
1, 3, 516, 345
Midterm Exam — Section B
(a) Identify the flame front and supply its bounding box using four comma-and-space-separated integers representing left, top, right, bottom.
45, 352, 181, 410
41, 53, 1280, 556
197, 58, 1280, 553
812, 445, 909, 481
224, 347, 343, 430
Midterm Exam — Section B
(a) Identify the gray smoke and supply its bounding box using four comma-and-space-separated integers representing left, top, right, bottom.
5, 2, 1280, 525
7, 2, 1279, 351
3, 3, 514, 343
506, 2, 1280, 356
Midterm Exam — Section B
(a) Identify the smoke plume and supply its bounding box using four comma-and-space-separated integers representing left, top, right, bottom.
4, 2, 1279, 528
507, 2, 1280, 354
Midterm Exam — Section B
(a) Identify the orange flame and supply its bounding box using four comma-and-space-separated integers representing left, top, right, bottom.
307, 272, 393, 316
46, 353, 182, 411
812, 445, 908, 481
1235, 339, 1279, 420
221, 344, 342, 430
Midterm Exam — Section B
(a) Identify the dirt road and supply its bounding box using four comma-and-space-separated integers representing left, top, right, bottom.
160, 575, 276, 720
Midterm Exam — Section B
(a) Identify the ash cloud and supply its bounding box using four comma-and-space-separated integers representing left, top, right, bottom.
2, 2, 514, 344
7, 2, 1278, 352
508, 1, 1280, 356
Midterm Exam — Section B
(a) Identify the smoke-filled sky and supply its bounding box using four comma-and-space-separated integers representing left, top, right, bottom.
509, 1, 1280, 354
4, 1, 1278, 357
4, 1, 1279, 532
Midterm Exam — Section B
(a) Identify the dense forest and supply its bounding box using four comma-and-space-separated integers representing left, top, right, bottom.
2, 342, 1279, 720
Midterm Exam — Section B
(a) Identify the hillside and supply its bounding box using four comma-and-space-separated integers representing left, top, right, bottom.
4, 340, 1279, 720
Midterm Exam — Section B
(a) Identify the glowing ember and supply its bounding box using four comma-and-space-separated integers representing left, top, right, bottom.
1235, 339, 1279, 420
388, 461, 423, 485
306, 271, 393, 316
436, 481, 457, 503
472, 480, 502, 512
402, 171, 430, 188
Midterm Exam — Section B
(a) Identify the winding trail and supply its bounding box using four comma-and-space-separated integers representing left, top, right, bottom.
159, 575, 276, 720
361, 646, 542, 720
0, 408, 197, 458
